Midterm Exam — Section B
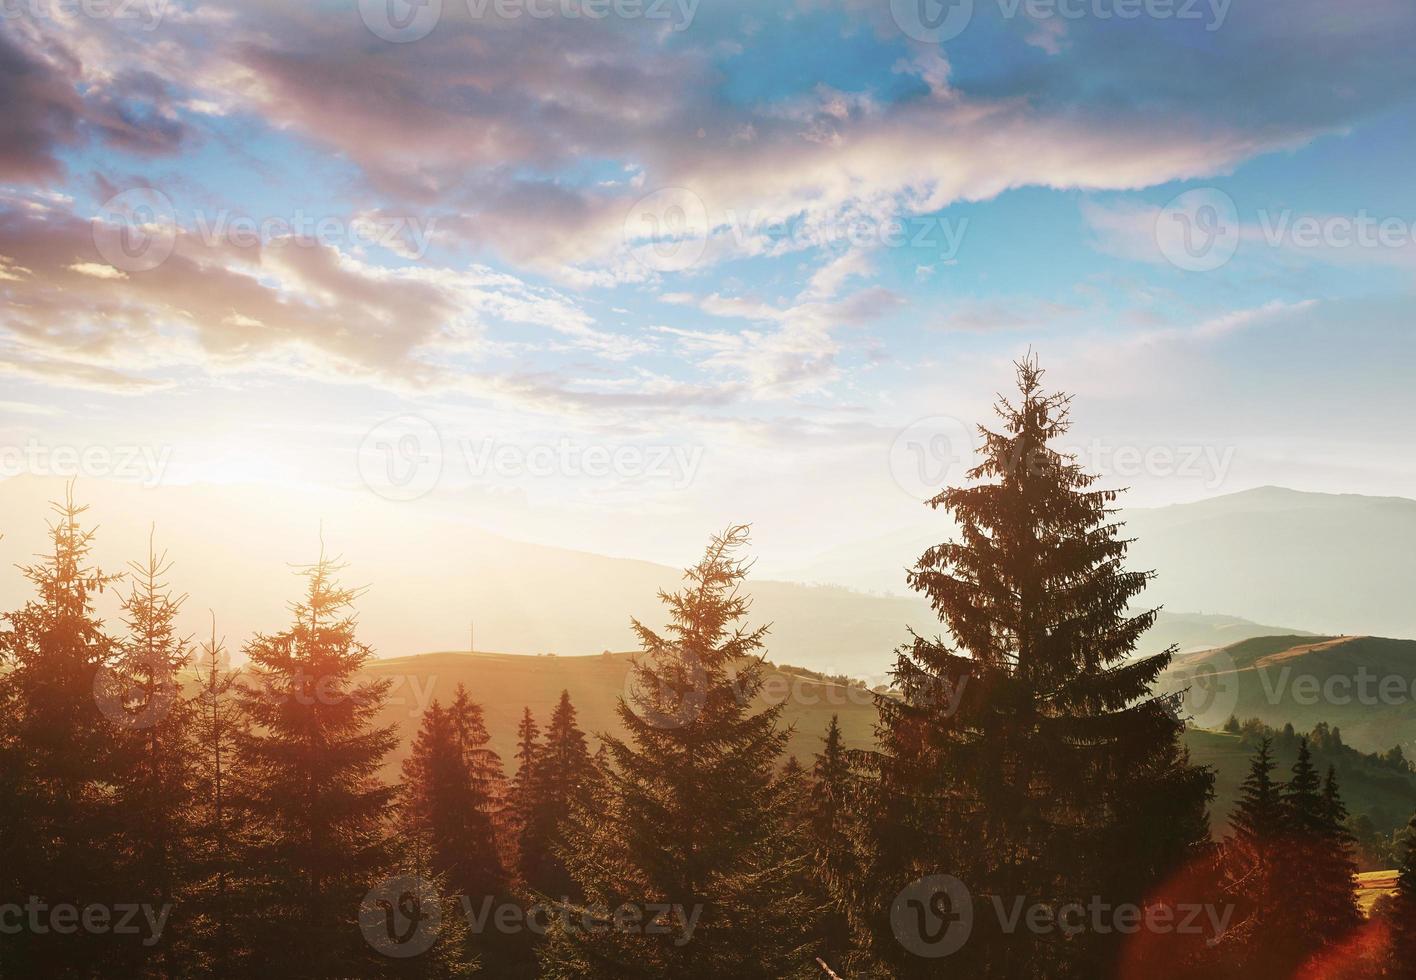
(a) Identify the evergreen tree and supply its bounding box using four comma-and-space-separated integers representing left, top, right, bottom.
1390, 814, 1416, 979
509, 706, 542, 838
189, 622, 252, 975
1224, 738, 1289, 974
1315, 765, 1361, 940
0, 489, 128, 976
111, 533, 197, 977
1231, 738, 1284, 857
402, 685, 516, 973
852, 357, 1213, 978
402, 686, 508, 904
810, 716, 854, 972
235, 551, 398, 979
542, 526, 817, 978
518, 691, 591, 901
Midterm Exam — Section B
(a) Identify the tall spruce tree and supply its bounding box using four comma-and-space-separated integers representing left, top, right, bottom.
401, 685, 518, 974
852, 357, 1213, 978
1231, 738, 1283, 854
510, 707, 541, 832
542, 526, 817, 979
111, 533, 197, 977
401, 686, 508, 905
1225, 738, 1289, 975
189, 622, 251, 976
235, 551, 398, 979
810, 716, 854, 973
1317, 767, 1361, 939
518, 691, 591, 901
0, 489, 128, 976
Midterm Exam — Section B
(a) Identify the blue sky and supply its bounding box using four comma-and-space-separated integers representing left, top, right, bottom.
2, 0, 1416, 567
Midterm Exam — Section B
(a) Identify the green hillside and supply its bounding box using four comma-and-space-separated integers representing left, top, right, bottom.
1185, 723, 1416, 866
1163, 634, 1416, 752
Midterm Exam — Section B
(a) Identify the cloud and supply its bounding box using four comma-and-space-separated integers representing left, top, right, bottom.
0, 21, 193, 183
0, 200, 643, 396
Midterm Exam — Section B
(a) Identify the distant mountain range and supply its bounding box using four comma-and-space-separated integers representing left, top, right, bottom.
782, 486, 1416, 640
0, 477, 1331, 676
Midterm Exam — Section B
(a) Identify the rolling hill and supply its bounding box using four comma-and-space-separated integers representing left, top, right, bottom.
1160, 634, 1416, 753
359, 649, 1416, 852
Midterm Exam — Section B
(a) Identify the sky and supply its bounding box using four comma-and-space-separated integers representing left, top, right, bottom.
3, 0, 1416, 574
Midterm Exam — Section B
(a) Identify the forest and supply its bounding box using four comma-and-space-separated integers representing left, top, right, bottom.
2, 359, 1415, 979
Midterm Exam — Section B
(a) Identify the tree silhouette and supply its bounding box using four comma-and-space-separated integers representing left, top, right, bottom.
544, 526, 816, 978
189, 620, 250, 975
112, 531, 197, 977
853, 356, 1213, 977
235, 551, 398, 979
517, 691, 592, 902
0, 489, 127, 976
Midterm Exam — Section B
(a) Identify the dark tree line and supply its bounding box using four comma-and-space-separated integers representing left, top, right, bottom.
2, 359, 1414, 978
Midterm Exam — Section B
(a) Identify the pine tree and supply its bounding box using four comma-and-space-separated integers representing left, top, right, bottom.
853, 357, 1213, 978
402, 686, 508, 904
810, 716, 854, 972
1250, 742, 1362, 972
509, 706, 541, 836
542, 526, 817, 978
0, 488, 128, 975
112, 532, 197, 976
1231, 738, 1283, 853
518, 691, 591, 901
1389, 814, 1416, 979
1224, 737, 1288, 974
1317, 767, 1361, 939
189, 621, 251, 975
401, 684, 516, 973
235, 550, 398, 979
